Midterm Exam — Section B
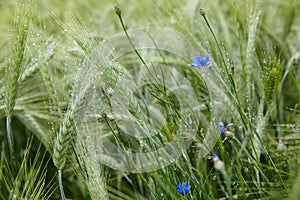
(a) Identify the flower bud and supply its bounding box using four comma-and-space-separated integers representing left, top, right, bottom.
114, 5, 121, 15
277, 140, 286, 152
212, 153, 225, 172
199, 8, 205, 16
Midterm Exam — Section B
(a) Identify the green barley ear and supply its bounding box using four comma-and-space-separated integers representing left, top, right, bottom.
262, 54, 283, 105
52, 109, 74, 200
49, 10, 99, 54
48, 10, 99, 200
39, 37, 60, 114
5, 0, 31, 155
52, 111, 74, 170
265, 67, 280, 104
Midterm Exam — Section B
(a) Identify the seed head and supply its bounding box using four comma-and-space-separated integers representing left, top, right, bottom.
277, 140, 286, 152
212, 153, 225, 172
101, 111, 107, 119
199, 8, 205, 16
292, 58, 298, 66
114, 5, 121, 15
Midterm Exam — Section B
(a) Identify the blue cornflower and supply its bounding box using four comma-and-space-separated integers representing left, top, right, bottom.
189, 54, 211, 68
176, 182, 191, 196
212, 152, 218, 159
219, 122, 233, 135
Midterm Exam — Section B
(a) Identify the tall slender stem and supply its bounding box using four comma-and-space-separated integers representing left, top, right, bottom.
58, 169, 66, 200
199, 9, 249, 130
114, 5, 148, 69
222, 171, 233, 200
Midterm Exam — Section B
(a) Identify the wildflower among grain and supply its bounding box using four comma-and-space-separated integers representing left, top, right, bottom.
219, 122, 233, 134
277, 140, 286, 152
139, 140, 146, 150
176, 182, 191, 196
100, 110, 107, 119
212, 153, 225, 172
292, 58, 298, 66
114, 5, 121, 15
199, 8, 206, 16
189, 54, 211, 74
105, 83, 114, 96
219, 122, 235, 138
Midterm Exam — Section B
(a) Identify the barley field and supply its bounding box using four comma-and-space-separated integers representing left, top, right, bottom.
0, 0, 299, 199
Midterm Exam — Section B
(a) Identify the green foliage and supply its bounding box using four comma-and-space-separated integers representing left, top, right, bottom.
0, 0, 299, 199
0, 138, 54, 200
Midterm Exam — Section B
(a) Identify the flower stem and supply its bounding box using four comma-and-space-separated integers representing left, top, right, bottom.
221, 170, 233, 200
199, 9, 249, 130
114, 5, 148, 69
199, 10, 233, 85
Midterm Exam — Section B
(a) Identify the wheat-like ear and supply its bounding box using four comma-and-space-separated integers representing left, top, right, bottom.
265, 67, 280, 104
52, 109, 74, 170
47, 9, 101, 199
39, 37, 60, 114
74, 134, 108, 200
5, 1, 31, 154
52, 108, 74, 200
50, 8, 101, 169
49, 10, 99, 55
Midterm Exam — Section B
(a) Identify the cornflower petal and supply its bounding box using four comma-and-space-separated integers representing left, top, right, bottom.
189, 63, 199, 67
176, 182, 191, 196
219, 122, 233, 134
204, 55, 211, 66
195, 55, 201, 64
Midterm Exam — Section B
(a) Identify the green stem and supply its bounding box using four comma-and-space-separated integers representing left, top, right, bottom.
6, 116, 14, 156
200, 10, 249, 130
58, 169, 66, 200
200, 11, 234, 87
221, 171, 233, 200
115, 7, 149, 69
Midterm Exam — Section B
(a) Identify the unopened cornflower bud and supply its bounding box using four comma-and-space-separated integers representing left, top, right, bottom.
277, 140, 286, 152
139, 140, 145, 148
212, 153, 225, 172
199, 8, 205, 16
100, 111, 107, 119
105, 84, 114, 95
292, 58, 298, 66
168, 107, 174, 115
114, 5, 121, 15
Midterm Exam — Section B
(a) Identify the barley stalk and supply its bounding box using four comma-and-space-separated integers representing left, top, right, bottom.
75, 135, 108, 200
5, 1, 30, 154
52, 109, 74, 170
52, 109, 74, 200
